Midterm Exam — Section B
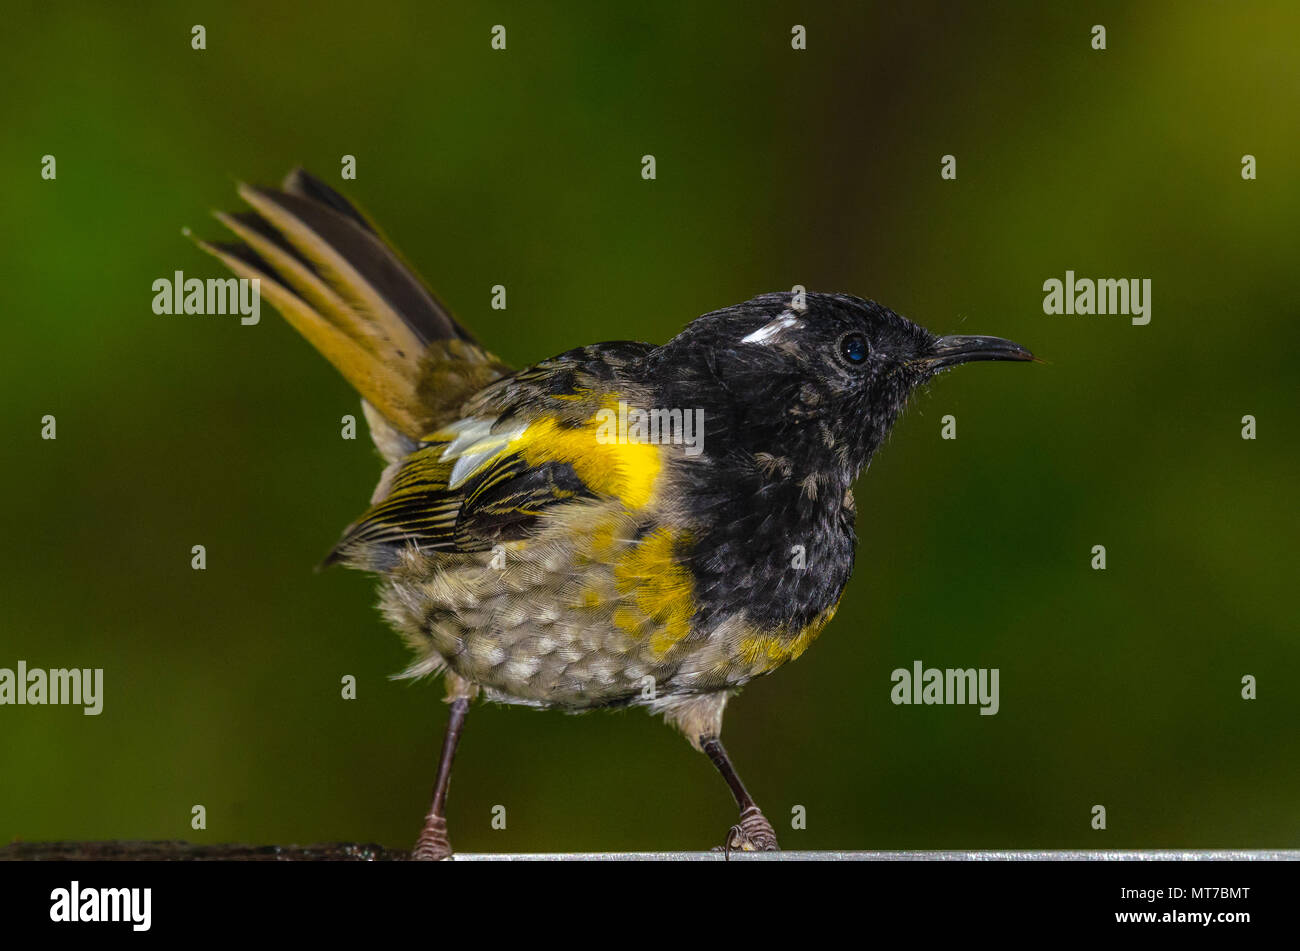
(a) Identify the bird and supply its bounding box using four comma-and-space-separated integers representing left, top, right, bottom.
192, 168, 1034, 859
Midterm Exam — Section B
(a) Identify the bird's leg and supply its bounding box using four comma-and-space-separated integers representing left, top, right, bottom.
701, 735, 780, 855
411, 692, 471, 861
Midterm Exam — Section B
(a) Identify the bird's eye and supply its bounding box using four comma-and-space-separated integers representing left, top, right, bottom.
840, 333, 870, 365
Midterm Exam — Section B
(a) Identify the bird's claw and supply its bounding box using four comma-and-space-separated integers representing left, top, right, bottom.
713, 805, 780, 859
411, 813, 454, 861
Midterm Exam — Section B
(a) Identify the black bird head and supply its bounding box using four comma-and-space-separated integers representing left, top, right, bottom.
652, 291, 1033, 482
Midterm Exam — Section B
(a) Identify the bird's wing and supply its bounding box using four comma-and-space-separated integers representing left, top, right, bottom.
328, 346, 663, 566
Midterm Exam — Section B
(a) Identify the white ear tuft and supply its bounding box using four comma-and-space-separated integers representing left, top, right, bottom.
741, 311, 801, 345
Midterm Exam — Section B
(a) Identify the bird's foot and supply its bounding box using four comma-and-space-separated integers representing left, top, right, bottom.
411, 812, 454, 861
714, 805, 780, 858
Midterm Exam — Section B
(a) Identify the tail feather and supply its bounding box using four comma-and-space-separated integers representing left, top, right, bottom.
191, 235, 429, 436
277, 169, 469, 345
190, 169, 508, 441
213, 209, 384, 352
236, 184, 433, 358
282, 167, 379, 234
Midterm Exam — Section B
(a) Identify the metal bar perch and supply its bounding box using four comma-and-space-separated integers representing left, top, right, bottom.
3, 843, 1296, 861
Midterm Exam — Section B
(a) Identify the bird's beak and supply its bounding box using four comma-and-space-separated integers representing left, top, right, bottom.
923, 334, 1035, 370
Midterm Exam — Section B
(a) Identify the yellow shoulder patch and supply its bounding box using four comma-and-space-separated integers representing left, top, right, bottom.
438, 396, 664, 511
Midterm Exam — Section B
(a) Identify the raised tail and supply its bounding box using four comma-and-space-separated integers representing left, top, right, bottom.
191, 168, 508, 442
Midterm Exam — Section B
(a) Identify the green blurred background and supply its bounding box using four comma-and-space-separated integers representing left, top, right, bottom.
3, 1, 1296, 853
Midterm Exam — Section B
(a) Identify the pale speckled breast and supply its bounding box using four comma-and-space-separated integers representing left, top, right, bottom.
373, 499, 818, 710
